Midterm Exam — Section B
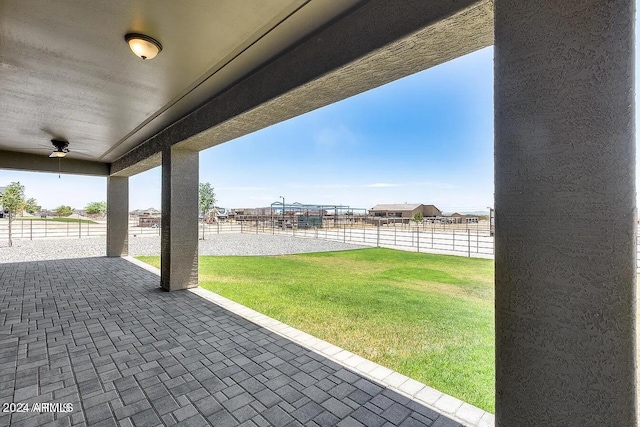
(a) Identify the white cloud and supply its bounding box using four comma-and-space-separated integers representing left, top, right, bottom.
287, 183, 351, 189
218, 186, 270, 191
409, 181, 458, 189
313, 184, 351, 189
363, 183, 399, 188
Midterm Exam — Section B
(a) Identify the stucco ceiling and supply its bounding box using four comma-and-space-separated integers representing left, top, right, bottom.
0, 0, 364, 163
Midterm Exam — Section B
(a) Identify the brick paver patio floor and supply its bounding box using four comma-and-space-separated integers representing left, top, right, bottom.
0, 257, 462, 427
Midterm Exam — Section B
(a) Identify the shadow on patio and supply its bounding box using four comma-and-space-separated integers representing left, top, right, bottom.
0, 257, 464, 427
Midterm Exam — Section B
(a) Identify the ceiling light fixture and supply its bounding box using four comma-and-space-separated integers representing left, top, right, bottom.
125, 33, 162, 60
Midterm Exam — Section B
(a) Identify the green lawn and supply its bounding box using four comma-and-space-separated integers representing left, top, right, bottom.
14, 217, 97, 224
137, 248, 495, 412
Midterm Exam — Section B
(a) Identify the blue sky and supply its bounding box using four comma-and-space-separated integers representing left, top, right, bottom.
2, 28, 636, 213
198, 46, 494, 212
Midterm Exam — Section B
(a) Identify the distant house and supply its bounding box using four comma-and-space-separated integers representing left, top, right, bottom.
232, 207, 272, 217
450, 212, 479, 224
138, 216, 161, 228
131, 207, 160, 217
450, 212, 465, 223
132, 208, 161, 227
369, 203, 441, 219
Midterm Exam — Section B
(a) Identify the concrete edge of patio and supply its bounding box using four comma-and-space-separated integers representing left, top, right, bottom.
124, 256, 495, 427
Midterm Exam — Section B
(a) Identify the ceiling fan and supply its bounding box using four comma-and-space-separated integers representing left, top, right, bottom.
49, 139, 70, 158
20, 136, 92, 159
44, 138, 92, 178
18, 136, 94, 177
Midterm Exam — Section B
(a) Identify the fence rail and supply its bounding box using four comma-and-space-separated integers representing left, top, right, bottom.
0, 219, 160, 241
236, 221, 495, 258
4, 218, 640, 268
0, 218, 493, 257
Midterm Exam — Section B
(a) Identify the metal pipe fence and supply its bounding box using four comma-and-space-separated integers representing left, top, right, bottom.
0, 218, 161, 241
0, 219, 253, 242
0, 218, 492, 257
236, 221, 494, 258
6, 217, 640, 267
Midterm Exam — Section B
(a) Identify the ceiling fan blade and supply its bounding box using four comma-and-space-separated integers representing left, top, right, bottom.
68, 148, 92, 154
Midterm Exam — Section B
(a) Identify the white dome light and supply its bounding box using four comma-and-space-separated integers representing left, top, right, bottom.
125, 33, 162, 60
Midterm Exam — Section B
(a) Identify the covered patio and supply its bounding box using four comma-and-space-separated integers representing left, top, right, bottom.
0, 0, 635, 425
0, 257, 465, 426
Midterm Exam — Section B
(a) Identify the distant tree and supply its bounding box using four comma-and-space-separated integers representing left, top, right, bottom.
413, 212, 424, 227
55, 205, 73, 217
24, 198, 41, 214
199, 182, 216, 240
85, 201, 107, 215
0, 182, 26, 247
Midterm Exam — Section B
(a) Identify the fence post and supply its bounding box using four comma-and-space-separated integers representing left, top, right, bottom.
431, 223, 434, 248
417, 229, 420, 253
376, 220, 380, 247
241, 221, 243, 233
452, 230, 455, 251
78, 218, 81, 238
256, 220, 258, 234
468, 229, 471, 257
343, 224, 346, 243
30, 219, 33, 240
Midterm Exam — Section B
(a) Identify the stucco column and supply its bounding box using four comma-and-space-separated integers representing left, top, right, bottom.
106, 176, 129, 257
160, 146, 199, 291
494, 1, 636, 426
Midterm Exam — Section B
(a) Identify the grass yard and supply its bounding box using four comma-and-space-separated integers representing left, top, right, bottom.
137, 248, 495, 412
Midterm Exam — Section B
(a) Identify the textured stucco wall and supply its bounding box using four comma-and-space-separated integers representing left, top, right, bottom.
106, 176, 129, 257
494, 1, 636, 425
160, 147, 199, 291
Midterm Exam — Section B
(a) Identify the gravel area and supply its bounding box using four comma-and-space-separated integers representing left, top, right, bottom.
0, 233, 368, 263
